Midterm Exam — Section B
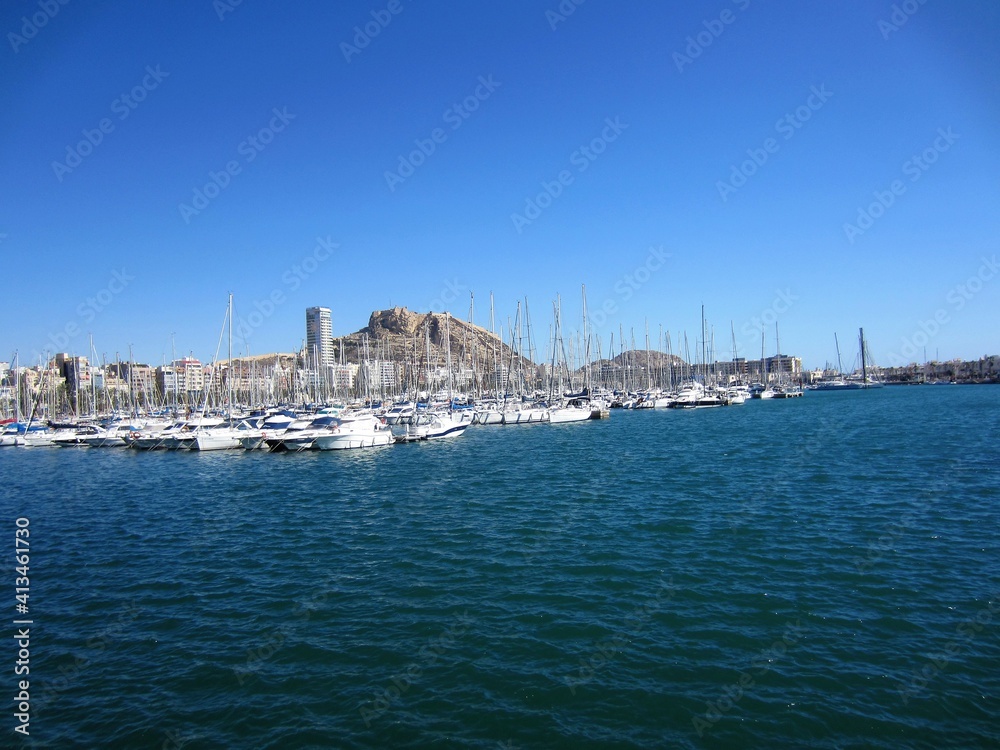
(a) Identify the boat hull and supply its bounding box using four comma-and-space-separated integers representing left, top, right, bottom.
313, 433, 394, 450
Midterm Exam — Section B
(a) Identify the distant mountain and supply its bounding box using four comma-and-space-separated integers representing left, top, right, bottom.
334, 306, 530, 372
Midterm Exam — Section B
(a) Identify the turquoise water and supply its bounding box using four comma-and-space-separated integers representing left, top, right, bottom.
3, 386, 999, 748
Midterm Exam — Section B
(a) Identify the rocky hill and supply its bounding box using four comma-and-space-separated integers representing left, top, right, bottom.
334, 306, 528, 372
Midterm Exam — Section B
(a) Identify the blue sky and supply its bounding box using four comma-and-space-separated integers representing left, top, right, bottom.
2, 0, 998, 370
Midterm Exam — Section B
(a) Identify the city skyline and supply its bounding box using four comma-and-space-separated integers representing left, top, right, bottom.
2, 2, 998, 370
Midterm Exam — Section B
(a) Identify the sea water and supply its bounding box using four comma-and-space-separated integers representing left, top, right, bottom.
2, 385, 998, 748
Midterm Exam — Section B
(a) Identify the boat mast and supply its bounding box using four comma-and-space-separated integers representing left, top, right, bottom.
89, 333, 97, 416
761, 325, 768, 385
170, 333, 178, 415
666, 330, 674, 391
859, 327, 868, 386
701, 305, 707, 386
445, 312, 454, 409
550, 296, 560, 401
730, 322, 739, 385
13, 351, 20, 423
618, 324, 625, 392
489, 292, 499, 398
581, 285, 591, 394
127, 345, 134, 416
468, 292, 477, 398
834, 332, 843, 376
645, 318, 651, 390
774, 322, 782, 387
228, 293, 233, 417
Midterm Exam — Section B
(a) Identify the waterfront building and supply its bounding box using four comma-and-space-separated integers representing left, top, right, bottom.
157, 357, 205, 399
306, 307, 334, 368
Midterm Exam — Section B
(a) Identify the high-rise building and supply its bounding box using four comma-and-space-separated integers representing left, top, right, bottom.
305, 306, 333, 368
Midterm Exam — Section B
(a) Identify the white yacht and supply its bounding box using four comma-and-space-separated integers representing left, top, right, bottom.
0, 423, 25, 447
131, 421, 187, 450
749, 383, 776, 400
669, 382, 725, 409
264, 415, 337, 452
473, 401, 505, 425
724, 385, 749, 405
85, 421, 142, 448
547, 399, 591, 424
192, 423, 245, 452
395, 411, 469, 441
384, 401, 416, 425
54, 425, 101, 447
313, 413, 394, 450
501, 403, 549, 424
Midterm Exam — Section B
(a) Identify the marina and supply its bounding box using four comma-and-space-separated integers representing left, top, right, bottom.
4, 2, 998, 746
3, 384, 998, 747
3, 298, 912, 450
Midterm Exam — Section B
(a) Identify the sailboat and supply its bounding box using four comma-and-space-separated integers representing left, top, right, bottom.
809, 333, 862, 390
770, 322, 803, 398
396, 313, 469, 441
856, 327, 883, 388
547, 294, 591, 424
0, 352, 25, 446
193, 294, 245, 450
473, 294, 506, 425
724, 322, 748, 405
669, 306, 725, 408
750, 326, 776, 399
499, 302, 548, 425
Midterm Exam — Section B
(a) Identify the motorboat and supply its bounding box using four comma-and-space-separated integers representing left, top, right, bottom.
395, 411, 469, 441
312, 413, 394, 450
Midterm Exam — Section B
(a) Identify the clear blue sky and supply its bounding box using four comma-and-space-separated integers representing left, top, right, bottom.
3, 0, 998, 370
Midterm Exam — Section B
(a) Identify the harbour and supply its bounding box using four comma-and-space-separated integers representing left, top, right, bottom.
4, 2, 999, 746
3, 385, 998, 747
9, 297, 990, 452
